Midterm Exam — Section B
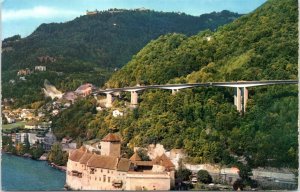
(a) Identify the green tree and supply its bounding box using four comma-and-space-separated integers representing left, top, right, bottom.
23, 133, 31, 153
31, 142, 45, 159
137, 148, 150, 161
48, 143, 68, 166
175, 168, 192, 182
197, 170, 213, 184
233, 179, 244, 191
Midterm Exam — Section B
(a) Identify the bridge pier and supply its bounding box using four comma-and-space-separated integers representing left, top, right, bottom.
172, 89, 179, 95
235, 87, 242, 112
130, 91, 138, 108
105, 93, 113, 108
243, 87, 248, 112
234, 87, 248, 112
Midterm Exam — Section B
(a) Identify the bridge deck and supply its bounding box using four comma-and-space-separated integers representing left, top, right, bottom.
94, 80, 297, 94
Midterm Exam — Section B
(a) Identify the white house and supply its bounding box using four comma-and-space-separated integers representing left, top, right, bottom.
35, 66, 46, 71
112, 109, 124, 117
52, 109, 59, 116
24, 121, 38, 129
6, 115, 16, 124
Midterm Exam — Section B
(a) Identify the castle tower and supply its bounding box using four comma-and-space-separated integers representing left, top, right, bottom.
100, 133, 121, 157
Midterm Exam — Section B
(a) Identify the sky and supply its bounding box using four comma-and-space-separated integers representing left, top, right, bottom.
2, 0, 267, 39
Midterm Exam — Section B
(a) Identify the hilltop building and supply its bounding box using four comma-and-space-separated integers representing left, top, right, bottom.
86, 9, 99, 15
66, 133, 175, 190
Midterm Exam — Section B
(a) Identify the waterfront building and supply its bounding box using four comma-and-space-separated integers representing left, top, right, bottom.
27, 132, 42, 145
66, 133, 175, 190
43, 129, 57, 151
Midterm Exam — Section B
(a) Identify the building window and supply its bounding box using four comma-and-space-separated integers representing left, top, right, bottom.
108, 177, 111, 183
99, 177, 101, 181
108, 170, 110, 173
103, 175, 106, 182
95, 177, 97, 181
101, 169, 103, 173
90, 168, 95, 174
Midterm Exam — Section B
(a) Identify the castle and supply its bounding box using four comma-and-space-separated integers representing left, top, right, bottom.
66, 133, 175, 190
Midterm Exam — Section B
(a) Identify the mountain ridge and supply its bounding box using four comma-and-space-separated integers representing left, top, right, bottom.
2, 9, 242, 107
3, 9, 241, 72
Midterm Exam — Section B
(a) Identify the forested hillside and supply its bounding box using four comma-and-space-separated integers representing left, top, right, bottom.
2, 9, 241, 107
107, 0, 297, 87
53, 0, 298, 169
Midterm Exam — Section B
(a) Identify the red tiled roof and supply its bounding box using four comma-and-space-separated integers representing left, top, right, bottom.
101, 133, 121, 142
153, 154, 175, 170
69, 148, 85, 162
87, 155, 118, 169
133, 161, 153, 167
79, 152, 93, 164
117, 158, 132, 172
130, 152, 142, 161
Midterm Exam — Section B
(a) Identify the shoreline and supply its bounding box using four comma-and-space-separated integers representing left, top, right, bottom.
2, 151, 66, 172
49, 162, 67, 172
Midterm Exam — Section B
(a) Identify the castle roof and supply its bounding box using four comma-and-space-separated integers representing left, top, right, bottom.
134, 161, 153, 166
69, 147, 86, 162
117, 158, 132, 172
130, 152, 142, 161
101, 133, 121, 142
87, 155, 118, 169
153, 154, 175, 170
79, 152, 93, 164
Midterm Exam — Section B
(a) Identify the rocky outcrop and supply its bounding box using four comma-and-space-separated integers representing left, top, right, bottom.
43, 79, 63, 99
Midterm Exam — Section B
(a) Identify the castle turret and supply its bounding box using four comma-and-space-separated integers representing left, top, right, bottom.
100, 133, 121, 157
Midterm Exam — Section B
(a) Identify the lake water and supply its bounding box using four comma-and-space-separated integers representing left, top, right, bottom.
1, 153, 66, 191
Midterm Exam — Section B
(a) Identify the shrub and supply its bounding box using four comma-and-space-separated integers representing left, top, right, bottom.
197, 170, 213, 184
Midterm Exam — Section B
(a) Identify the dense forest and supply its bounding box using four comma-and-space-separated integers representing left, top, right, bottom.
53, 0, 298, 170
107, 0, 297, 86
2, 9, 241, 107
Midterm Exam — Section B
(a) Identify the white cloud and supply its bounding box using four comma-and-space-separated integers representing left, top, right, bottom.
3, 6, 81, 21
